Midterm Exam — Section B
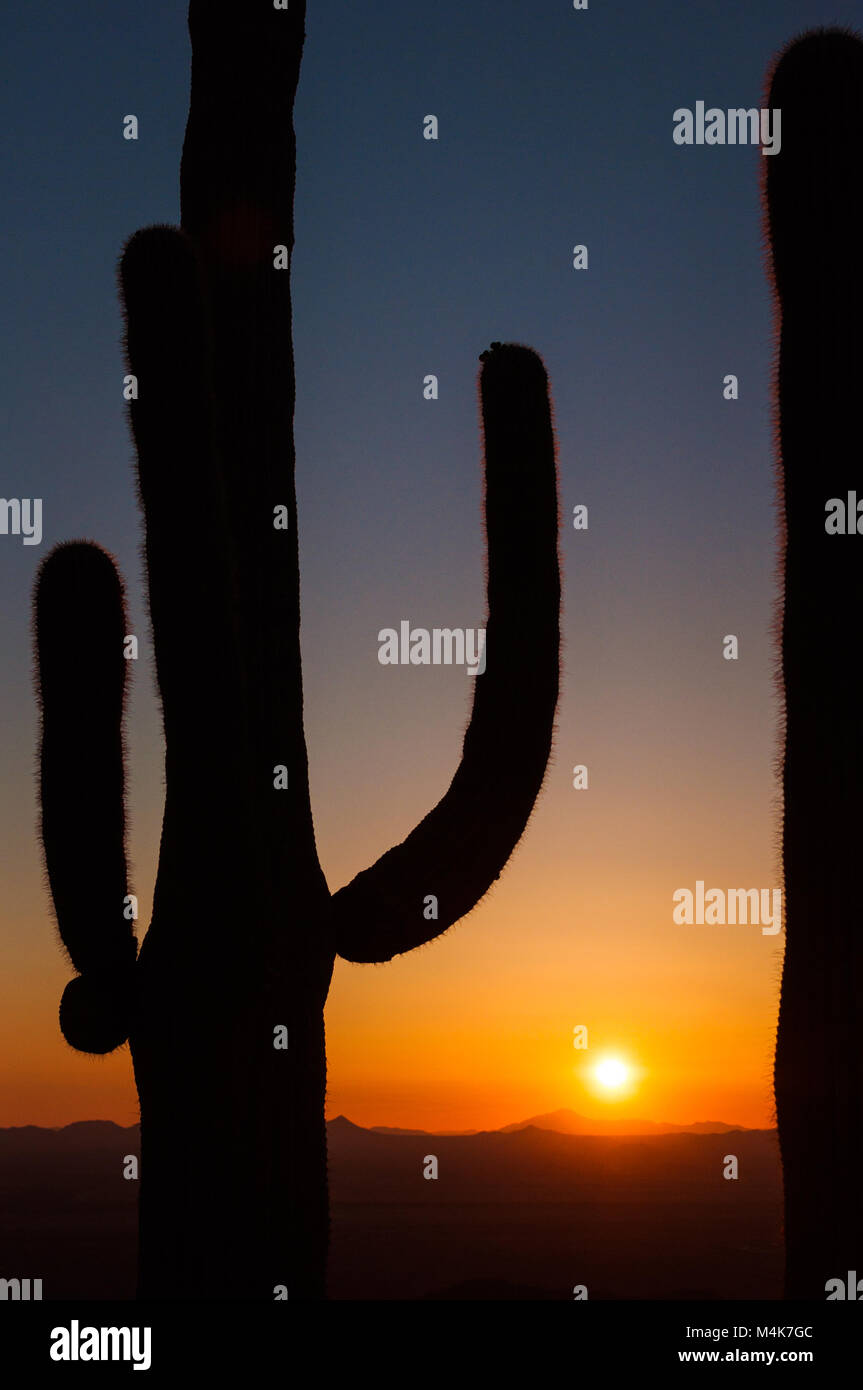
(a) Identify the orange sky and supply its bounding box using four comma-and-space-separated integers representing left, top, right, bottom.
0, 608, 783, 1132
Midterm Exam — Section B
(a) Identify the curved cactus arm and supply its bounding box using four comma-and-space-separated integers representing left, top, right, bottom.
331, 342, 561, 964
34, 542, 137, 1053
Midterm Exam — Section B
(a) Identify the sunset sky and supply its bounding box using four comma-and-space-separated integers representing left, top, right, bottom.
2, 0, 851, 1133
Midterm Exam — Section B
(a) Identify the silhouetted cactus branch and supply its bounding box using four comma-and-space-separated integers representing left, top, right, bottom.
35, 542, 136, 1055
333, 343, 560, 963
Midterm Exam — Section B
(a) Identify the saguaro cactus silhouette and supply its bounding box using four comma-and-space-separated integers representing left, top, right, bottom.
765, 27, 863, 1299
34, 0, 560, 1300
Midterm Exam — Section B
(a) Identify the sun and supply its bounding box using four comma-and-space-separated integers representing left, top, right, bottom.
592, 1056, 632, 1094
577, 1048, 642, 1103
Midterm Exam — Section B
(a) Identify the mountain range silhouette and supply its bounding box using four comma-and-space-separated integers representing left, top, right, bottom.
0, 1114, 780, 1299
365, 1109, 748, 1137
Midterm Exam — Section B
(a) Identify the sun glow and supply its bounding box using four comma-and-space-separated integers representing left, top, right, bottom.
592, 1056, 632, 1094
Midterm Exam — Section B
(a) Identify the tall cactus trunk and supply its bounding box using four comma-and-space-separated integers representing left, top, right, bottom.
134, 966, 331, 1299
765, 27, 863, 1299
34, 1, 560, 1300
126, 0, 333, 1301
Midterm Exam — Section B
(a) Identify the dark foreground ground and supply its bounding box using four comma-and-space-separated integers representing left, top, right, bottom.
0, 1117, 782, 1300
